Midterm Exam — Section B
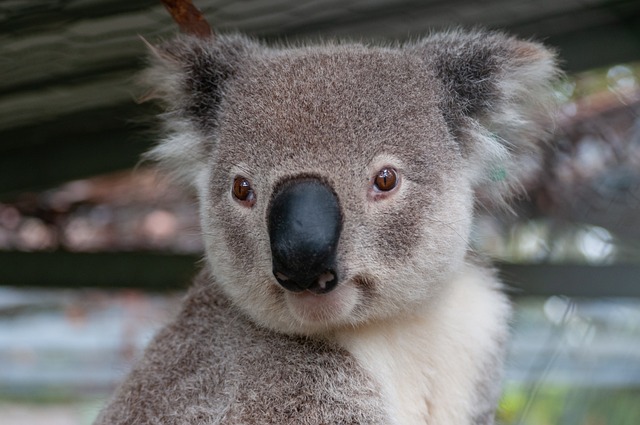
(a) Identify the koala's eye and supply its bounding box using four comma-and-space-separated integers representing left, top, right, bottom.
373, 167, 398, 192
232, 177, 256, 207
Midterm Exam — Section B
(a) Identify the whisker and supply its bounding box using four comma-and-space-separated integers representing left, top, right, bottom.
422, 216, 471, 245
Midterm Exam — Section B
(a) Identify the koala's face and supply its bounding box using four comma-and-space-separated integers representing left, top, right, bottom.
147, 32, 557, 335
200, 49, 473, 334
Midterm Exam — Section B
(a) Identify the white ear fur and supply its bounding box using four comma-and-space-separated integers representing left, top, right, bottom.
140, 34, 258, 188
144, 118, 209, 188
471, 40, 560, 207
139, 38, 207, 188
416, 30, 561, 207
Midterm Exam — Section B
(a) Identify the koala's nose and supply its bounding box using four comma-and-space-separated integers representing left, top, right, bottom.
268, 179, 342, 294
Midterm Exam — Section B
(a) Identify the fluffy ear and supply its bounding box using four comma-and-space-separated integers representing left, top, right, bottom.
141, 35, 256, 187
413, 30, 561, 207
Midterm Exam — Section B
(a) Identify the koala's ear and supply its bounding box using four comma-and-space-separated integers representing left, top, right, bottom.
141, 35, 256, 187
412, 30, 561, 206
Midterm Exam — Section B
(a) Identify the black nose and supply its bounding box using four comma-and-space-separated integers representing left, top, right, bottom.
268, 178, 342, 293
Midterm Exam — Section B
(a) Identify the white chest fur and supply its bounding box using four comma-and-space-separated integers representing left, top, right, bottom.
334, 265, 510, 425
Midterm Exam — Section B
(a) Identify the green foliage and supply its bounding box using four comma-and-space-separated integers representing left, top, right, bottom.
499, 384, 640, 425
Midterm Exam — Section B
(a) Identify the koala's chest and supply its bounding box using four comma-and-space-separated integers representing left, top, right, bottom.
341, 330, 435, 424
337, 318, 459, 424
334, 272, 509, 425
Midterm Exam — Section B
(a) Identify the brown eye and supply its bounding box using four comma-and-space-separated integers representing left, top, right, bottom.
233, 177, 255, 206
374, 167, 398, 192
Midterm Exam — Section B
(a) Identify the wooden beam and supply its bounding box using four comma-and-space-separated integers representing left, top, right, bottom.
0, 251, 197, 291
1, 251, 639, 297
499, 263, 640, 298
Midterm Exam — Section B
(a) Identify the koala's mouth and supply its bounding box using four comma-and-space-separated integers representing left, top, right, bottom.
283, 279, 359, 324
275, 270, 338, 295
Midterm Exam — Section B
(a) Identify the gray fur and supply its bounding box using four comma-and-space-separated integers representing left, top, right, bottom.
95, 269, 389, 424
97, 29, 559, 424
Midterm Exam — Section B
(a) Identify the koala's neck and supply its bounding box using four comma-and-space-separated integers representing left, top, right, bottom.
332, 262, 510, 425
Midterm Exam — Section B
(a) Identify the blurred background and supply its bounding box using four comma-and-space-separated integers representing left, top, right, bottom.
1, 0, 639, 424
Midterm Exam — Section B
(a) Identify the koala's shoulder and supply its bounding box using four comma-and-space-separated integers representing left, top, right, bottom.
95, 269, 389, 425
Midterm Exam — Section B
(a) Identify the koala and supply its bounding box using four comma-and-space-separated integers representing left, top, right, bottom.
95, 24, 559, 425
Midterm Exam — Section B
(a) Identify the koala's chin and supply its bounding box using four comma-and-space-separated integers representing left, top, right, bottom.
284, 282, 360, 327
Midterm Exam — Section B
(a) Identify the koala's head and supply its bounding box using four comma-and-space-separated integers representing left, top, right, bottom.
144, 30, 558, 335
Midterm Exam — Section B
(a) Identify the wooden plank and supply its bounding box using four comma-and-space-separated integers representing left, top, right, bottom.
1, 251, 639, 297
499, 263, 640, 298
0, 251, 198, 291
